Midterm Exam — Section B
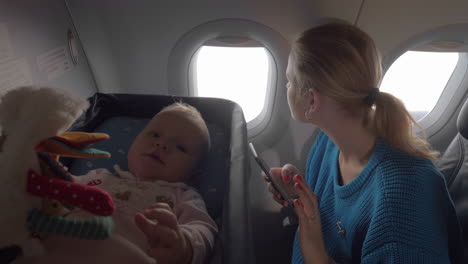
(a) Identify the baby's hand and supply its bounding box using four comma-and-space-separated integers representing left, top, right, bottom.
135, 203, 193, 264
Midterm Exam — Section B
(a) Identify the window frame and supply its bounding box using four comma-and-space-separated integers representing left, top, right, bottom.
167, 18, 289, 138
381, 50, 462, 122
382, 24, 468, 139
383, 51, 468, 137
189, 45, 276, 128
417, 53, 467, 133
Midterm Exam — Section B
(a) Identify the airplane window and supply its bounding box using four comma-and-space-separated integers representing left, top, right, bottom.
193, 46, 270, 122
380, 51, 459, 121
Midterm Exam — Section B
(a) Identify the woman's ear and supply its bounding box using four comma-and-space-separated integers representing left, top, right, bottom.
305, 89, 320, 120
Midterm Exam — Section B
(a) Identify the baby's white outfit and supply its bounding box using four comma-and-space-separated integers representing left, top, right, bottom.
15, 166, 218, 264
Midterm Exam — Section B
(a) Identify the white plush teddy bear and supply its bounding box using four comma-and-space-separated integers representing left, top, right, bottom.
0, 86, 89, 258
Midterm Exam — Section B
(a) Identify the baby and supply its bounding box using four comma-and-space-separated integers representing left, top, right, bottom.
16, 103, 218, 264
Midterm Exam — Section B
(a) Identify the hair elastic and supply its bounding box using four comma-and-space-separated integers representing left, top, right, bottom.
363, 88, 380, 106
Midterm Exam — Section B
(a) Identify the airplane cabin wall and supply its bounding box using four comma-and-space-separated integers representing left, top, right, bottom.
0, 0, 97, 98
64, 0, 121, 95
65, 0, 365, 95
358, 0, 468, 58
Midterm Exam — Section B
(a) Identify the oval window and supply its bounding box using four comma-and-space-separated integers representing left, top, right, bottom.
191, 38, 272, 123
380, 51, 459, 121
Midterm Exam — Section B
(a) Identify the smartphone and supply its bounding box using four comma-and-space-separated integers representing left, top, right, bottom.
249, 142, 295, 207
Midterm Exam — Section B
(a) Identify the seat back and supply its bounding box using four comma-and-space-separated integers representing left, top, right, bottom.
436, 98, 468, 261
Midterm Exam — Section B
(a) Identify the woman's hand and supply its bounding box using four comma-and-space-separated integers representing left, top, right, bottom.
263, 164, 300, 206
293, 174, 332, 264
135, 203, 193, 264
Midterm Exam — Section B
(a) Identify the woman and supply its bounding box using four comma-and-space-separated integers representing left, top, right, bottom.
266, 20, 463, 263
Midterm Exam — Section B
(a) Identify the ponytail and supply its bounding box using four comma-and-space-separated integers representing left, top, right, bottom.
372, 91, 438, 160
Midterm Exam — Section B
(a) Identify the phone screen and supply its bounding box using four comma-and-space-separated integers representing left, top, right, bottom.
249, 143, 294, 207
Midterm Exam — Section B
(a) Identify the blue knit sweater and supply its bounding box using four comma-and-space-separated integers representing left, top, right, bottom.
291, 132, 463, 263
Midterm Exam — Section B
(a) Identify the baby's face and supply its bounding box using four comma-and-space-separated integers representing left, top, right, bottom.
127, 110, 206, 182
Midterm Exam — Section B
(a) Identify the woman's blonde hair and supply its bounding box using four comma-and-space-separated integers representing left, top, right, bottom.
290, 20, 437, 160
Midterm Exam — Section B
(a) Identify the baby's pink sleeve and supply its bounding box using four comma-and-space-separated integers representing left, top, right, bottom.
175, 189, 218, 264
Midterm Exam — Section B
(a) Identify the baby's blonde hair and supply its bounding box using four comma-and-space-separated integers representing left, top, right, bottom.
159, 102, 211, 158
